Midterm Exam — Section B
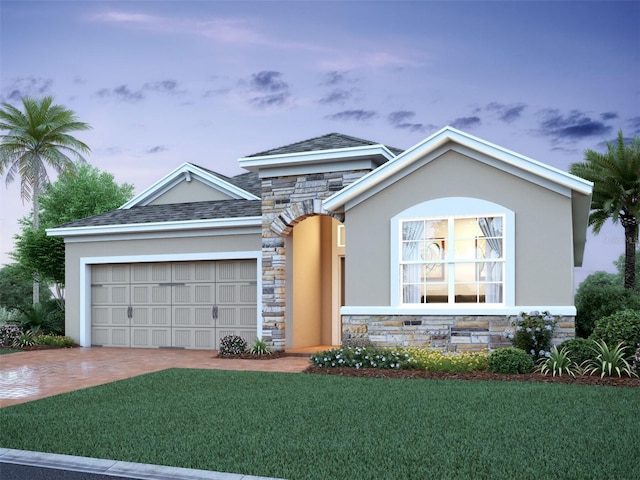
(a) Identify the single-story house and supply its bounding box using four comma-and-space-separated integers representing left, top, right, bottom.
48, 126, 593, 351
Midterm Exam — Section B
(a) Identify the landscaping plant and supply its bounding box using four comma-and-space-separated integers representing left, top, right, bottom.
504, 310, 557, 360
537, 346, 580, 377
633, 344, 640, 374
405, 348, 489, 372
582, 340, 637, 378
590, 310, 640, 353
0, 323, 22, 346
311, 346, 415, 369
13, 330, 36, 348
249, 337, 271, 355
488, 347, 535, 374
218, 335, 247, 356
558, 338, 594, 365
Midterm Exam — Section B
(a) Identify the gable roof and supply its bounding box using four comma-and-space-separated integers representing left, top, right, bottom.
120, 162, 260, 209
324, 126, 594, 266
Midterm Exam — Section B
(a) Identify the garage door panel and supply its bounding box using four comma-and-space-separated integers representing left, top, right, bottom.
132, 328, 170, 347
131, 263, 171, 283
92, 264, 130, 284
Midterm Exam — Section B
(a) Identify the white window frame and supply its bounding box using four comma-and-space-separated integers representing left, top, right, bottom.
390, 197, 515, 309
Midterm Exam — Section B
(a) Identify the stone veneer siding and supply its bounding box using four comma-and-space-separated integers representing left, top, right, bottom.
342, 314, 576, 352
260, 170, 370, 350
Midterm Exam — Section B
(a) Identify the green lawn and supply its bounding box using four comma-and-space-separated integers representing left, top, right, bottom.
0, 349, 21, 354
1, 369, 638, 480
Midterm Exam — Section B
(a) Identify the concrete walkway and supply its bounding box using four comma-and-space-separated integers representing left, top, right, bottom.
0, 347, 310, 408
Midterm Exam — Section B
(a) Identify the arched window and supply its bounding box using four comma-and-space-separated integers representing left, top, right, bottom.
390, 197, 515, 307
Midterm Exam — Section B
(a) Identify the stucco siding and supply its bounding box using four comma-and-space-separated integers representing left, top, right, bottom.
64, 232, 260, 342
148, 179, 235, 205
345, 149, 575, 307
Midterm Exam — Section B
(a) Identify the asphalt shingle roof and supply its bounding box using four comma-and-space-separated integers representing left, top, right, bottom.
247, 132, 404, 157
56, 200, 262, 229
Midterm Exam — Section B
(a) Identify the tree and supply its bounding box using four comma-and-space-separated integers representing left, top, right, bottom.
0, 96, 91, 303
570, 131, 640, 290
12, 164, 134, 301
0, 263, 50, 312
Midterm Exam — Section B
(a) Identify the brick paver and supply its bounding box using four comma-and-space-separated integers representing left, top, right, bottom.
0, 348, 310, 407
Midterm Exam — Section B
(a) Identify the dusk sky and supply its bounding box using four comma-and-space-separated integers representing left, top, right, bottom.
1, 0, 639, 287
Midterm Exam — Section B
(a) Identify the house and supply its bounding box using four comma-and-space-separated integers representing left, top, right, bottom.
47, 127, 593, 352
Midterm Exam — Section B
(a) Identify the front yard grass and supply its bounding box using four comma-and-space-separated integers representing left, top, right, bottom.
1, 369, 638, 479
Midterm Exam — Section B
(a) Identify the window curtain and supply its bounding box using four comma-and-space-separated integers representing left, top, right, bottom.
402, 221, 425, 303
478, 217, 503, 303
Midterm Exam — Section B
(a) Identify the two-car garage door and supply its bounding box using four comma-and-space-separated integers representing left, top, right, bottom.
91, 260, 257, 349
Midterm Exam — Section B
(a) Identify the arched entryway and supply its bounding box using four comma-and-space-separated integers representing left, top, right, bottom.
286, 215, 344, 349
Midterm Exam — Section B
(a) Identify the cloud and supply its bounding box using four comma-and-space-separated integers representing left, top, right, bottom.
486, 102, 527, 123
538, 109, 613, 140
146, 145, 167, 154
248, 71, 288, 92
241, 71, 291, 109
1, 77, 54, 103
325, 110, 377, 122
628, 116, 640, 134
321, 71, 353, 86
250, 92, 290, 109
451, 116, 481, 130
600, 112, 618, 121
318, 89, 354, 105
387, 110, 435, 132
96, 84, 144, 102
143, 80, 182, 94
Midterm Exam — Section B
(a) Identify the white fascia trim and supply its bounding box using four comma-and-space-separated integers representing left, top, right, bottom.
324, 126, 593, 212
61, 227, 261, 243
341, 305, 577, 316
47, 216, 262, 238
121, 163, 258, 208
78, 251, 263, 347
238, 144, 395, 171
255, 158, 384, 179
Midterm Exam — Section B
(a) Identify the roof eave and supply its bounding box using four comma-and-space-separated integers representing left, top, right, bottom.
46, 216, 263, 238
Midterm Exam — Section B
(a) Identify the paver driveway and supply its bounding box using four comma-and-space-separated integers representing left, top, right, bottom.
0, 348, 310, 407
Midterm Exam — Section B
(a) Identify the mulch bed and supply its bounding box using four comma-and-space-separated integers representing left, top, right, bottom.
216, 352, 288, 360
0, 344, 78, 351
304, 366, 640, 388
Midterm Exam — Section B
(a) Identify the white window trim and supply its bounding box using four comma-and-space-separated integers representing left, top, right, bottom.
390, 197, 515, 310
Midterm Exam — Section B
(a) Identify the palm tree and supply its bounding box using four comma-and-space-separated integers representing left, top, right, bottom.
0, 96, 91, 303
570, 131, 640, 290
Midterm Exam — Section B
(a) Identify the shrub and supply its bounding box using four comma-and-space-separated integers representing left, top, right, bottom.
504, 311, 557, 360
405, 348, 489, 372
488, 348, 534, 374
582, 340, 636, 378
558, 338, 594, 365
633, 344, 640, 374
0, 306, 18, 324
574, 272, 640, 337
310, 346, 415, 369
35, 334, 75, 347
12, 302, 63, 335
249, 337, 271, 355
537, 346, 580, 377
590, 310, 640, 353
13, 330, 36, 348
341, 337, 374, 348
218, 335, 247, 356
0, 323, 22, 346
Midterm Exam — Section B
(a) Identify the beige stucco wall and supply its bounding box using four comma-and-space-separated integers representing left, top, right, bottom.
63, 232, 260, 342
345, 149, 575, 307
148, 179, 234, 205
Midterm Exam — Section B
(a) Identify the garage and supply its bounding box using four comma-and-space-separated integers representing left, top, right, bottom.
91, 260, 257, 349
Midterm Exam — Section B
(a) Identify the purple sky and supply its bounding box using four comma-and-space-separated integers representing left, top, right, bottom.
1, 0, 639, 286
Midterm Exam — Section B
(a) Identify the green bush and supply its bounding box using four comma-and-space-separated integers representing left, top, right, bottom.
12, 302, 63, 335
218, 335, 247, 356
35, 334, 75, 347
582, 340, 636, 378
558, 338, 594, 365
488, 348, 535, 374
537, 346, 580, 377
574, 272, 640, 337
248, 337, 271, 355
504, 311, 557, 360
404, 348, 489, 372
590, 310, 640, 352
310, 346, 415, 369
